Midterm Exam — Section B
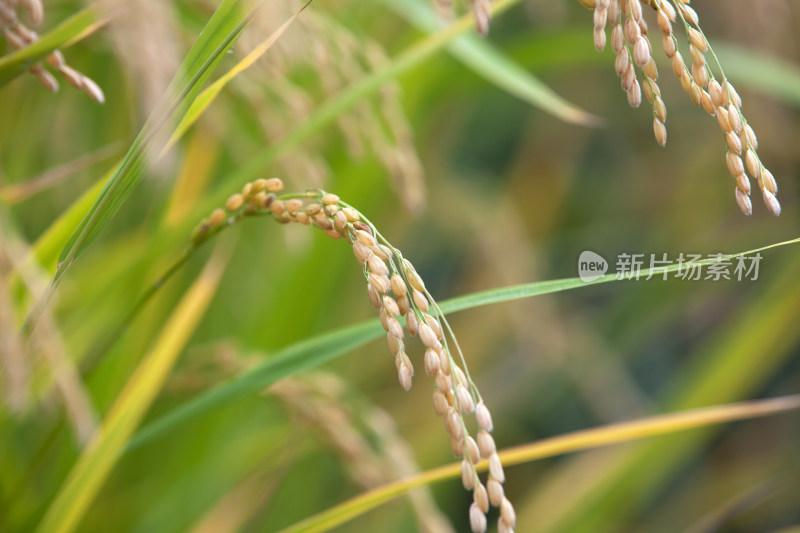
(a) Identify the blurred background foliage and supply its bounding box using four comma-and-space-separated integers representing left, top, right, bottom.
1, 0, 799, 532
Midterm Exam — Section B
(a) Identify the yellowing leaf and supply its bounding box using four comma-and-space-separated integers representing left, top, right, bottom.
35, 245, 229, 533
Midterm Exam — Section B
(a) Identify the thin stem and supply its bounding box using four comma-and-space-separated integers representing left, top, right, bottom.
428, 295, 481, 401
669, 0, 728, 83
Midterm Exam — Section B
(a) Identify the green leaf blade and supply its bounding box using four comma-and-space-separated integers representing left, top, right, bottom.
125, 237, 800, 453
54, 0, 252, 276
381, 0, 601, 126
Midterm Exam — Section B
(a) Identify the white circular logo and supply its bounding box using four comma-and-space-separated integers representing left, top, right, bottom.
578, 251, 608, 282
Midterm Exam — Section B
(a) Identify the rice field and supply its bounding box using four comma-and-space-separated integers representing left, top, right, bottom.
1, 1, 799, 532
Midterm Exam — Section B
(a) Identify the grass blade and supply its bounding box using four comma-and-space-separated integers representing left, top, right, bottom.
439, 236, 800, 314
126, 318, 383, 453
381, 0, 601, 126
277, 395, 800, 533
26, 1, 312, 276
125, 237, 800, 452
34, 244, 230, 533
52, 0, 252, 285
167, 1, 313, 148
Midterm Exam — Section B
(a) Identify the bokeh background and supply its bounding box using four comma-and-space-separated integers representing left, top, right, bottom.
1, 0, 799, 532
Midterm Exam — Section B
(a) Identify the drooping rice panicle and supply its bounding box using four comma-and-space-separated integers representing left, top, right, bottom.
583, 0, 780, 216
192, 180, 516, 532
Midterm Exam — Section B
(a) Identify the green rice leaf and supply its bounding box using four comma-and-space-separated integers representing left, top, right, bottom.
125, 237, 800, 452
52, 0, 252, 286
28, 2, 312, 279
126, 318, 382, 453
168, 1, 312, 148
34, 246, 229, 533
381, 0, 601, 126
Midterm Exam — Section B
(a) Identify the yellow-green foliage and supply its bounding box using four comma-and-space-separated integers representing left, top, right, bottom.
1, 1, 799, 533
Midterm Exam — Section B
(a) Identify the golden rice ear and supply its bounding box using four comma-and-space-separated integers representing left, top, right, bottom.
588, 0, 780, 215
192, 186, 516, 532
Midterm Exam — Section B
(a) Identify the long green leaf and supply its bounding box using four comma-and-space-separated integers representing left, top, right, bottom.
35, 246, 229, 533
27, 3, 313, 278
126, 318, 381, 452
125, 237, 800, 452
380, 0, 600, 126
168, 1, 313, 148
0, 5, 107, 85
52, 0, 252, 285
34, 170, 111, 269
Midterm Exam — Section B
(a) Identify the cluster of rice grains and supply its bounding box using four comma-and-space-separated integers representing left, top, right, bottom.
0, 0, 104, 102
582, 0, 780, 216
192, 179, 516, 533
